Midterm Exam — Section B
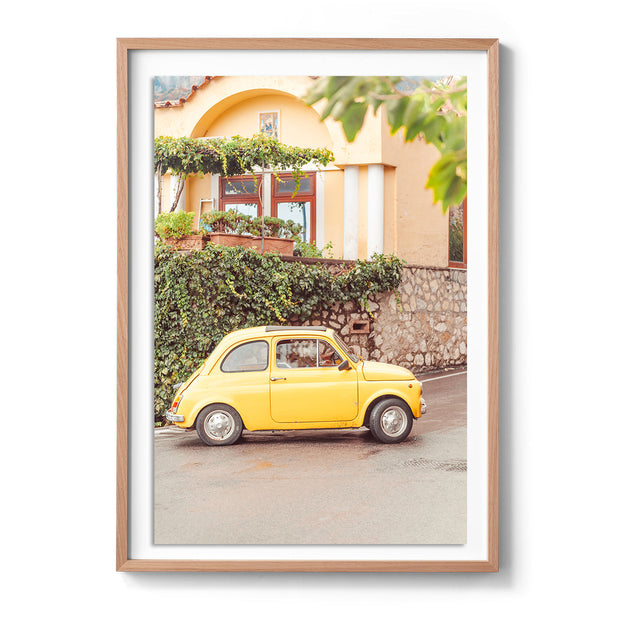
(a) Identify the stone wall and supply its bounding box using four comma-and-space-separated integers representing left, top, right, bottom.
294, 262, 467, 373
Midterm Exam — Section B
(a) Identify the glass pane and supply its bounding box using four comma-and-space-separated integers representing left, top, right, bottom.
449, 202, 464, 263
276, 339, 317, 368
221, 341, 268, 372
224, 203, 258, 218
223, 178, 259, 196
276, 201, 311, 242
318, 340, 343, 367
274, 175, 312, 195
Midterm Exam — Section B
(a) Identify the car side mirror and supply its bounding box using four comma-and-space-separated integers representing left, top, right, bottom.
338, 359, 350, 371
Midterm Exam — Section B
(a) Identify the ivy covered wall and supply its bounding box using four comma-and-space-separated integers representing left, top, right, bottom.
154, 243, 404, 424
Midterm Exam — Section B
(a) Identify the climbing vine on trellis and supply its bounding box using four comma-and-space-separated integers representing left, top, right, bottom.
154, 134, 334, 213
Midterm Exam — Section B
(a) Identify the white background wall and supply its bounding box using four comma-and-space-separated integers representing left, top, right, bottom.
2, 2, 618, 618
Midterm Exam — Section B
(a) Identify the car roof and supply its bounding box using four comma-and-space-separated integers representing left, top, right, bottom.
224, 325, 334, 340
265, 325, 328, 333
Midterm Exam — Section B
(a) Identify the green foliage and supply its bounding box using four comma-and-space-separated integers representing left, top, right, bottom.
154, 211, 196, 239
304, 76, 467, 212
340, 252, 405, 315
154, 133, 334, 184
294, 240, 335, 258
323, 241, 335, 258
294, 240, 323, 257
200, 210, 247, 234
262, 216, 303, 239
154, 243, 404, 423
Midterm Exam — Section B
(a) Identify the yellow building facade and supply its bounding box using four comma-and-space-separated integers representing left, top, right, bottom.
154, 76, 451, 266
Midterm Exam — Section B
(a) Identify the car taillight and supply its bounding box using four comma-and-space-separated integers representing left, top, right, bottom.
171, 395, 183, 413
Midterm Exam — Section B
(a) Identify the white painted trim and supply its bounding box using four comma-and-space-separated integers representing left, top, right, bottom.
210, 174, 219, 211
198, 199, 213, 224
367, 164, 384, 257
343, 165, 360, 260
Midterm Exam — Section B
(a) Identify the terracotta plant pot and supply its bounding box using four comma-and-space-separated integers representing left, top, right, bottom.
261, 237, 295, 256
206, 232, 294, 256
163, 234, 208, 250
207, 232, 261, 250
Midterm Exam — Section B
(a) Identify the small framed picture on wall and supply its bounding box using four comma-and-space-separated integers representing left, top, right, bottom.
259, 110, 279, 140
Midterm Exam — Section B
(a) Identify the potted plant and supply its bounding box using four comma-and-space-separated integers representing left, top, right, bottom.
200, 211, 301, 255
200, 211, 261, 250
260, 217, 302, 255
155, 212, 206, 250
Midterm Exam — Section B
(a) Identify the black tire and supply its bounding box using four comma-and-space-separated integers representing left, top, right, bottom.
196, 404, 244, 446
368, 398, 413, 444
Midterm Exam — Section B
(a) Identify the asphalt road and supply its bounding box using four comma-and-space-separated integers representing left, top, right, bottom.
154, 369, 467, 545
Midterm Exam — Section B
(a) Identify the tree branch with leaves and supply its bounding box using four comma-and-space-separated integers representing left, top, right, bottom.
304, 76, 467, 212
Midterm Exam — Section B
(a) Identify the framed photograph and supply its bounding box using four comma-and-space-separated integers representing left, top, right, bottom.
117, 38, 499, 572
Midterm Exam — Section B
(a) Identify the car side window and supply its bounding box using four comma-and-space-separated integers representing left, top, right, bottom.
276, 339, 343, 369
276, 339, 315, 368
221, 340, 269, 372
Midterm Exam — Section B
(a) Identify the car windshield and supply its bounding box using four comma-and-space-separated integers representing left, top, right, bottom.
333, 333, 360, 363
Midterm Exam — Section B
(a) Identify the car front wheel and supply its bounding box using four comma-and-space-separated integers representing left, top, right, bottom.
196, 404, 244, 446
368, 398, 413, 444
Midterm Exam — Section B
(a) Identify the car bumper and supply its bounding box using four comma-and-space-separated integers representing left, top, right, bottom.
420, 398, 427, 415
166, 411, 185, 423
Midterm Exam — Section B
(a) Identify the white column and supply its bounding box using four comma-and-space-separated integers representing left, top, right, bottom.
170, 175, 186, 212
316, 170, 325, 248
343, 165, 359, 260
262, 173, 272, 217
367, 164, 384, 257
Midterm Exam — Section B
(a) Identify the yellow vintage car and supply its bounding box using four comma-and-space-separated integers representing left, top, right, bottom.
166, 326, 427, 445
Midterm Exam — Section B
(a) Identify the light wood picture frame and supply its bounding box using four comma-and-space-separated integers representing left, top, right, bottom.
117, 38, 499, 572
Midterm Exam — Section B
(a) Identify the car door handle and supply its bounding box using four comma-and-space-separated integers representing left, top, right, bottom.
270, 376, 287, 381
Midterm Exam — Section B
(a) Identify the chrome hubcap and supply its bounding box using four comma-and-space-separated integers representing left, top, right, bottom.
380, 406, 407, 437
205, 411, 234, 440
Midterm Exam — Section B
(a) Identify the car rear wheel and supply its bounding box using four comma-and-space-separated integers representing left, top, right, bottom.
196, 404, 244, 446
368, 398, 413, 444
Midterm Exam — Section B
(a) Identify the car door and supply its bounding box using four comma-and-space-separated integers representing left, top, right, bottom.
269, 337, 358, 423
212, 338, 271, 426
